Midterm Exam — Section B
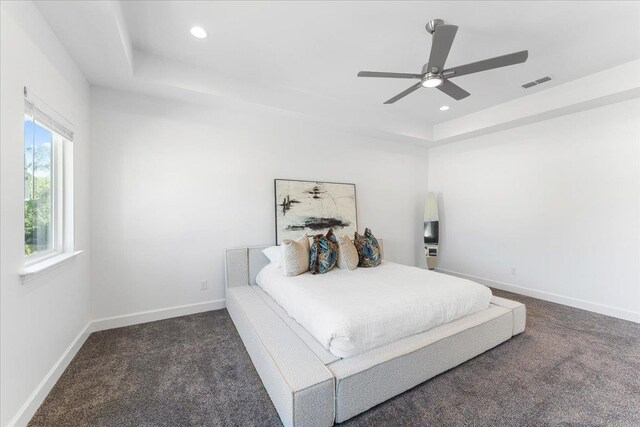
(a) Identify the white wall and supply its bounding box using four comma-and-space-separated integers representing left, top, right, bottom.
0, 2, 92, 426
429, 98, 640, 322
90, 88, 429, 320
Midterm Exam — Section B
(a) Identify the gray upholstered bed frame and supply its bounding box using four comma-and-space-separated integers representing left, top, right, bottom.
225, 242, 526, 426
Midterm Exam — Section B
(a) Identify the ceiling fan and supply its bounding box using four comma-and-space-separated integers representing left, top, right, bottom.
357, 19, 528, 104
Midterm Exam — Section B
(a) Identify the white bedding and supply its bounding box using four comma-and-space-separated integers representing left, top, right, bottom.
256, 261, 492, 358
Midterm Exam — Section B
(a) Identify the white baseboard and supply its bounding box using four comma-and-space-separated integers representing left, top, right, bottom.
8, 322, 92, 427
9, 299, 226, 427
90, 299, 226, 332
437, 268, 640, 323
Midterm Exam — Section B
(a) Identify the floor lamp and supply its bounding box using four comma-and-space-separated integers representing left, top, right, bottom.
424, 192, 439, 270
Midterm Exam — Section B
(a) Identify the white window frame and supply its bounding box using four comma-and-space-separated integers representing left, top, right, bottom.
24, 125, 68, 266
21, 89, 80, 283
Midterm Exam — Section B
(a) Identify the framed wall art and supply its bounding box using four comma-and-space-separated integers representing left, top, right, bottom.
274, 179, 357, 243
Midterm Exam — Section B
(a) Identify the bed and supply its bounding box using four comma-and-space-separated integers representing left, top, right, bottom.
256, 260, 492, 358
225, 241, 526, 426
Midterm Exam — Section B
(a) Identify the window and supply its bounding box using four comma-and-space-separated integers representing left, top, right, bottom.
23, 89, 74, 267
24, 116, 56, 258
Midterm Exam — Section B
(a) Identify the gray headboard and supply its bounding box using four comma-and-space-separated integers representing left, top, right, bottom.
225, 240, 384, 289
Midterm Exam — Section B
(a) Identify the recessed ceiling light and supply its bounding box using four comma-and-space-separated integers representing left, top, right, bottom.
190, 26, 207, 39
439, 105, 450, 111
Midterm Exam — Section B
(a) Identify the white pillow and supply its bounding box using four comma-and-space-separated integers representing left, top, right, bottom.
263, 245, 283, 267
337, 235, 359, 270
282, 234, 310, 277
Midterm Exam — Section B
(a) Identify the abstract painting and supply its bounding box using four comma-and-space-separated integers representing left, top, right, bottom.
274, 179, 357, 243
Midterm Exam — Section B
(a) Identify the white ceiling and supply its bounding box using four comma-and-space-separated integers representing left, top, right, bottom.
35, 0, 640, 144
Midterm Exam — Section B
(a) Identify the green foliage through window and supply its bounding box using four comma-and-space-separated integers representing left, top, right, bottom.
24, 116, 53, 256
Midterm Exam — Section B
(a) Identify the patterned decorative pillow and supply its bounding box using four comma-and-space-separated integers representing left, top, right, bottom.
337, 235, 359, 270
282, 234, 310, 277
354, 228, 381, 267
310, 229, 338, 275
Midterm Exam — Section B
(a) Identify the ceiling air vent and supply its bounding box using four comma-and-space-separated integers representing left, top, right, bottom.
521, 76, 552, 89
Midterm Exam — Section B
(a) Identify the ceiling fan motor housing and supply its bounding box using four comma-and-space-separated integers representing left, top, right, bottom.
422, 63, 442, 74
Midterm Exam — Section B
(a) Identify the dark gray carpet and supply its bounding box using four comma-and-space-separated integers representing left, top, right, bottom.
29, 289, 640, 427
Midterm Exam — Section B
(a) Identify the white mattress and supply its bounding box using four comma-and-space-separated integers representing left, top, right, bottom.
256, 261, 492, 358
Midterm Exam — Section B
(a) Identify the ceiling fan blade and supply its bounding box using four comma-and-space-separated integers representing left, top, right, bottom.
383, 82, 423, 104
427, 24, 458, 72
437, 79, 470, 100
358, 71, 422, 79
444, 50, 528, 78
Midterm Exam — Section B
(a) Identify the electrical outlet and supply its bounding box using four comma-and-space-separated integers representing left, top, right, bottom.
511, 267, 516, 276
200, 280, 207, 290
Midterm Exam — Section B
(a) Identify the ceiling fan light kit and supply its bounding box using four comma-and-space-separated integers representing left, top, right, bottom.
421, 74, 443, 88
358, 19, 529, 104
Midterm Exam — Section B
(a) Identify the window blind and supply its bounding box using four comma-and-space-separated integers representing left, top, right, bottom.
24, 87, 74, 141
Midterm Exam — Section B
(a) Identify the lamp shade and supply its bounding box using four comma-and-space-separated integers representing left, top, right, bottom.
424, 192, 439, 222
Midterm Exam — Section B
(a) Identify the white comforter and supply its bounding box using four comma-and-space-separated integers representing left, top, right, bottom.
256, 261, 491, 358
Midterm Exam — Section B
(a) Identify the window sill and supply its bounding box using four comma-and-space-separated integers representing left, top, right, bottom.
21, 250, 84, 284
